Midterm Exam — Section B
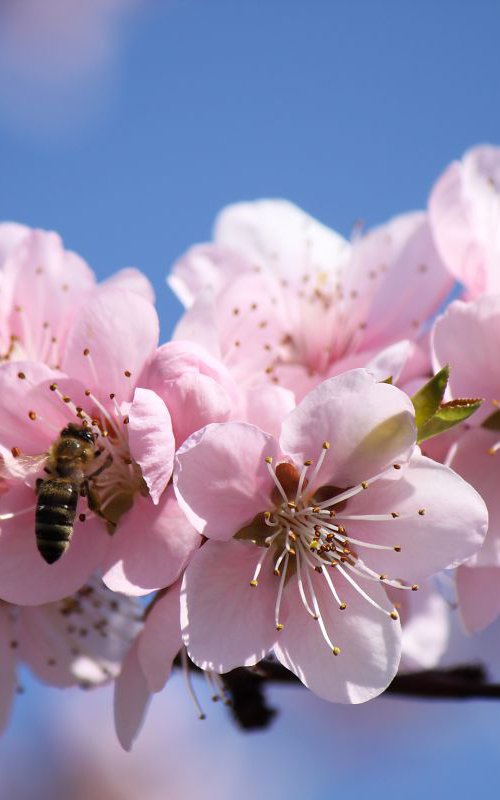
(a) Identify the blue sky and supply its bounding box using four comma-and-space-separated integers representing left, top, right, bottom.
0, 1, 499, 796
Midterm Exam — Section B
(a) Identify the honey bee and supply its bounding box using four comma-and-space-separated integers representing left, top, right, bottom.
35, 423, 112, 564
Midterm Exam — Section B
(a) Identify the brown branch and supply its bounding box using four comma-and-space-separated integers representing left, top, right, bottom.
175, 657, 500, 731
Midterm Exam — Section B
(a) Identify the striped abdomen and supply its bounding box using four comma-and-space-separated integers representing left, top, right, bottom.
35, 479, 79, 564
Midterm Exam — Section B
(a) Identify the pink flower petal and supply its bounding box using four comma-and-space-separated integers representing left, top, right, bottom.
114, 640, 151, 752
0, 610, 17, 734
3, 229, 95, 362
449, 428, 500, 566
456, 565, 500, 633
341, 452, 488, 581
386, 580, 450, 671
101, 488, 200, 596
168, 243, 250, 308
173, 289, 223, 359
174, 422, 280, 540
181, 540, 279, 672
146, 341, 238, 446
137, 580, 182, 693
274, 570, 401, 703
280, 370, 416, 489
102, 267, 155, 304
127, 387, 174, 504
0, 221, 28, 262
429, 146, 500, 296
359, 215, 453, 349
0, 484, 109, 605
175, 272, 286, 385
62, 287, 159, 404
432, 295, 500, 422
0, 361, 63, 459
244, 385, 295, 440
214, 199, 349, 285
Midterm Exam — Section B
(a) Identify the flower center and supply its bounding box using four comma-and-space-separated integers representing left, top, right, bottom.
245, 443, 421, 656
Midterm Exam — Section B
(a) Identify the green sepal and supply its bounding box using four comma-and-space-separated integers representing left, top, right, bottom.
411, 365, 450, 431
417, 398, 483, 444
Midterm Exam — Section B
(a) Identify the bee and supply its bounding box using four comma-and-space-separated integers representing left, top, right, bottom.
35, 423, 112, 564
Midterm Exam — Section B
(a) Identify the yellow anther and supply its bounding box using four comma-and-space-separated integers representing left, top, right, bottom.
276, 623, 284, 631
249, 580, 258, 588
265, 456, 273, 464
332, 646, 341, 656
390, 610, 399, 620
411, 584, 419, 592
361, 481, 368, 490
418, 508, 426, 516
393, 545, 401, 552
339, 602, 347, 611
322, 441, 330, 450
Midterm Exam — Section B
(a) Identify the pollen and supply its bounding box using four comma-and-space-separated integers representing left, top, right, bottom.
17, 372, 26, 380
28, 410, 37, 421
390, 610, 399, 620
332, 646, 341, 656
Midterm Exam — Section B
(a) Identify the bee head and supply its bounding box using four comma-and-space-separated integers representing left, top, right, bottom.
60, 424, 97, 445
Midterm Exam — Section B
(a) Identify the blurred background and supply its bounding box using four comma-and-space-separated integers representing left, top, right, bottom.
0, 0, 499, 796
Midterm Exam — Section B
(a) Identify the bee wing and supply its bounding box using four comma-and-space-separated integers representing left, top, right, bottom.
0, 451, 48, 482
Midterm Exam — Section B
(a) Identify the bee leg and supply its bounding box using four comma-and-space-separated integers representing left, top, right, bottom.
87, 453, 113, 481
35, 478, 43, 494
82, 479, 117, 534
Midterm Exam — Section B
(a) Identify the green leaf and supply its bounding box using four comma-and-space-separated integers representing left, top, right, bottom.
482, 408, 500, 432
411, 365, 450, 431
417, 398, 483, 444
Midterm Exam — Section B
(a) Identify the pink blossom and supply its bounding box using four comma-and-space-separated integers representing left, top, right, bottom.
174, 370, 487, 703
387, 580, 450, 672
114, 580, 182, 751
429, 145, 500, 297
432, 294, 500, 630
169, 200, 453, 400
0, 288, 201, 603
0, 226, 154, 368
0, 576, 142, 735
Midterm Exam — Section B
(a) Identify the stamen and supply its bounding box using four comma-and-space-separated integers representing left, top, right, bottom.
82, 348, 101, 389
295, 547, 317, 619
303, 565, 340, 655
265, 459, 289, 504
274, 552, 289, 630
307, 441, 330, 488
249, 545, 273, 587
336, 563, 397, 619
180, 647, 206, 720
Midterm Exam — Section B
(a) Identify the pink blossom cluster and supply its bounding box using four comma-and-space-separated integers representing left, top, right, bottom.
0, 145, 498, 749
